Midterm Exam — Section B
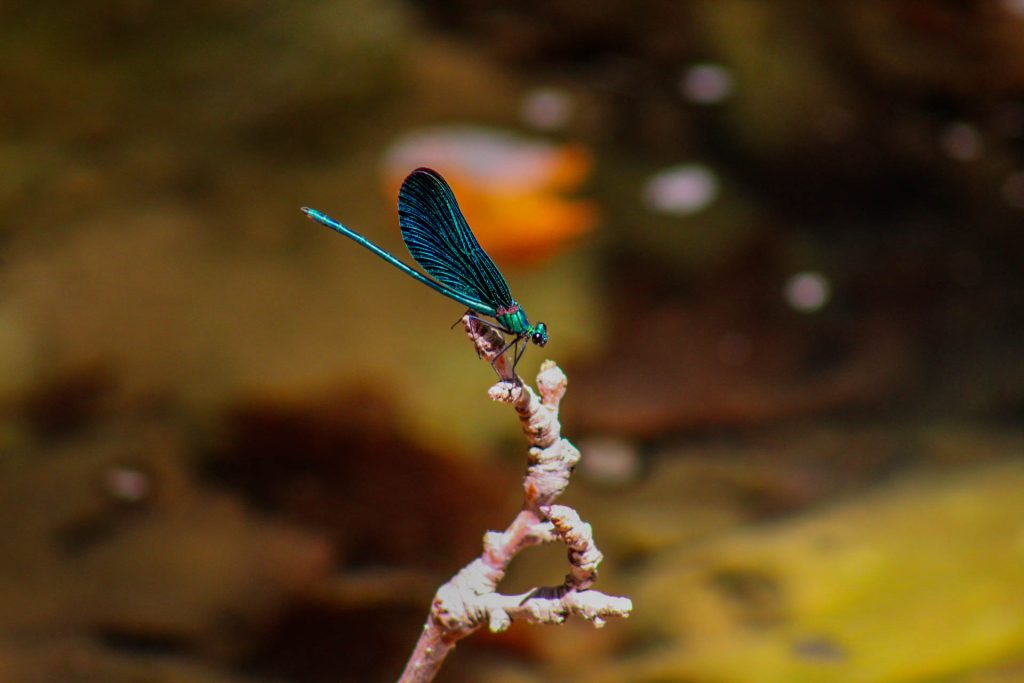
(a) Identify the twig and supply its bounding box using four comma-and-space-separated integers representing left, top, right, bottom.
396, 315, 632, 683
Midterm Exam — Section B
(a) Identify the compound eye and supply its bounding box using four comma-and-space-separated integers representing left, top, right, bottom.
532, 332, 543, 344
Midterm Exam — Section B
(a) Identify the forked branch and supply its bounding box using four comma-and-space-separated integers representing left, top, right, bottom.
396, 316, 632, 683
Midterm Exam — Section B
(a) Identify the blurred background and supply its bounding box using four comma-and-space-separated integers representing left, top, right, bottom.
2, 1, 1023, 682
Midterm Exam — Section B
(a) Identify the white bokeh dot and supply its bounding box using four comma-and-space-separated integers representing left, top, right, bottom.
680, 63, 734, 105
577, 436, 642, 486
643, 164, 719, 216
520, 88, 574, 131
784, 272, 831, 313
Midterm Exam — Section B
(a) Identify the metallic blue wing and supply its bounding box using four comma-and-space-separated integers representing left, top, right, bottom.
398, 168, 516, 310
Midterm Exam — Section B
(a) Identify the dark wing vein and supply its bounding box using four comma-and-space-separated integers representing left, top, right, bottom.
401, 171, 498, 303
398, 168, 515, 310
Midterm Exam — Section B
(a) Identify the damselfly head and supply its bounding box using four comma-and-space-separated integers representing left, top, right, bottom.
531, 322, 548, 347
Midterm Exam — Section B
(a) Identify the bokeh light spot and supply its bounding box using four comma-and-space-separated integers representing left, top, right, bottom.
104, 465, 152, 503
680, 63, 734, 104
643, 164, 719, 216
940, 122, 982, 162
1000, 0, 1024, 19
577, 436, 642, 486
1002, 171, 1024, 210
520, 87, 574, 131
784, 272, 831, 313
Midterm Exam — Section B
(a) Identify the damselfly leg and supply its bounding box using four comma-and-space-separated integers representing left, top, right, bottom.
451, 311, 523, 382
491, 334, 527, 382
452, 311, 505, 333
